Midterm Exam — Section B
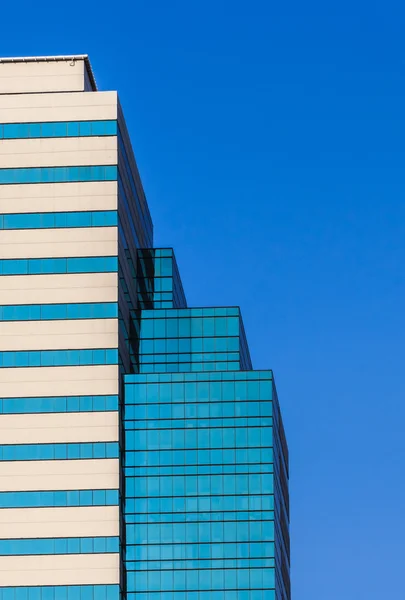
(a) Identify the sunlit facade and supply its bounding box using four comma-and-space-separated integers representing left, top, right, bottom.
0, 55, 290, 600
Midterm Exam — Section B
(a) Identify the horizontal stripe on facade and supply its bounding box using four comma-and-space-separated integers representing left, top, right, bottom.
0, 365, 119, 399
125, 465, 273, 478
0, 59, 89, 95
126, 522, 274, 545
125, 473, 273, 497
0, 303, 118, 322
0, 166, 117, 185
125, 510, 274, 525
0, 319, 118, 352
0, 120, 117, 140
0, 273, 118, 307
0, 506, 120, 540
0, 553, 120, 586
128, 494, 274, 515
125, 558, 276, 572
0, 139, 117, 171
0, 442, 118, 462
126, 573, 276, 596
0, 411, 119, 445
0, 395, 118, 415
0, 458, 119, 492
0, 349, 118, 369
0, 90, 117, 123
0, 211, 117, 230
0, 227, 117, 260
0, 181, 118, 215
0, 257, 117, 276
0, 489, 119, 509
0, 585, 119, 600
0, 537, 119, 557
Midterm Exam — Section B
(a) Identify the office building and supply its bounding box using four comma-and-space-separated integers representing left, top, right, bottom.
0, 55, 290, 600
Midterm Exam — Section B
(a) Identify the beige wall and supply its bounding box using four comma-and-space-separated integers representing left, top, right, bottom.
0, 506, 119, 539
0, 364, 119, 397
0, 226, 118, 259
0, 60, 92, 95
0, 458, 119, 491
0, 137, 117, 168
0, 411, 118, 444
0, 553, 120, 586
0, 181, 118, 213
0, 90, 117, 123
0, 272, 118, 305
0, 67, 122, 589
0, 318, 118, 351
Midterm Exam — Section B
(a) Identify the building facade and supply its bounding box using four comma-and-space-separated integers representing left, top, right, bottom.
0, 56, 290, 600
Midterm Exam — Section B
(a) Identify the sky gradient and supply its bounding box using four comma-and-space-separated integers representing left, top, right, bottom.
1, 1, 404, 597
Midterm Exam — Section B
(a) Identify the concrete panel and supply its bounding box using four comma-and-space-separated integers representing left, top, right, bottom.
0, 506, 119, 539
0, 137, 117, 168
0, 227, 118, 259
0, 60, 89, 94
0, 364, 119, 397
0, 318, 118, 351
0, 181, 117, 214
0, 91, 117, 123
0, 553, 120, 586
0, 272, 118, 305
0, 458, 119, 491
0, 411, 119, 444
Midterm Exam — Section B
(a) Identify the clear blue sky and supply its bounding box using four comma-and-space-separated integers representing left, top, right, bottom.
2, 1, 404, 597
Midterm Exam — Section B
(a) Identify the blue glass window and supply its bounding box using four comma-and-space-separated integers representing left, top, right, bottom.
0, 442, 118, 461
0, 348, 118, 369
123, 371, 283, 598
0, 303, 118, 321
0, 256, 118, 276
0, 536, 119, 556
0, 120, 117, 140
0, 586, 120, 600
0, 166, 117, 185
0, 211, 117, 230
0, 489, 119, 508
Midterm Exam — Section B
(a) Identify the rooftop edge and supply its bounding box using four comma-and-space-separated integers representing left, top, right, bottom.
0, 55, 97, 91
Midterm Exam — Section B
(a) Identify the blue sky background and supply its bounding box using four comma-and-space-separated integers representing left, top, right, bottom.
2, 1, 404, 597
